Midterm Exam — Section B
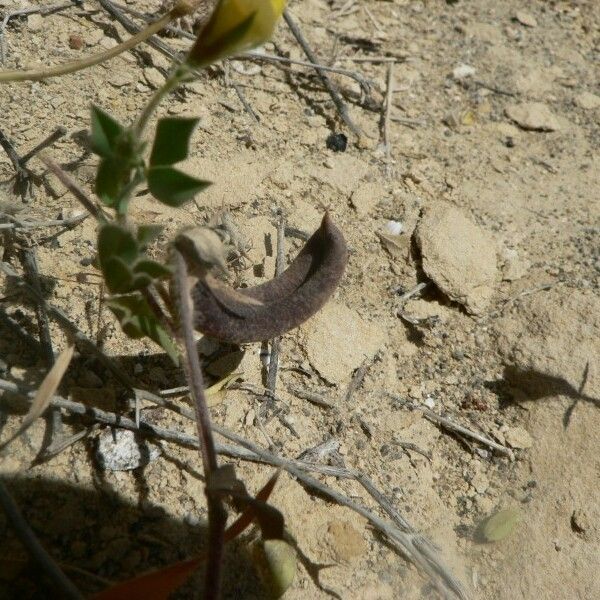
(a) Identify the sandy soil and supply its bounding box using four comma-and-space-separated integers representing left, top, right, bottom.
0, 1, 599, 599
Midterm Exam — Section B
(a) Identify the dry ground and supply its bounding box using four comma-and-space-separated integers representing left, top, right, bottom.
0, 0, 599, 599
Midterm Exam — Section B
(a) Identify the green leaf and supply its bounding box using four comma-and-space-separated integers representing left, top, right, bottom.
103, 256, 134, 294
137, 224, 163, 248
150, 117, 199, 167
147, 166, 211, 207
90, 106, 125, 158
134, 259, 172, 280
98, 223, 139, 266
95, 157, 132, 207
107, 294, 179, 364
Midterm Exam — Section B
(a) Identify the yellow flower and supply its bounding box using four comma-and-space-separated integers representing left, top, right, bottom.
188, 0, 287, 66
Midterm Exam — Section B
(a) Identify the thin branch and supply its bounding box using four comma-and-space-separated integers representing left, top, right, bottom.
173, 250, 226, 600
20, 127, 67, 165
0, 261, 137, 389
0, 213, 88, 231
382, 61, 394, 168
39, 156, 106, 222
266, 213, 286, 393
283, 9, 362, 137
0, 1, 76, 64
0, 378, 466, 599
97, 0, 180, 61
288, 386, 335, 409
0, 305, 44, 354
0, 8, 177, 81
392, 395, 514, 459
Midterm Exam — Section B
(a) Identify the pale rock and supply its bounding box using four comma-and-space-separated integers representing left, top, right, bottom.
143, 67, 164, 89
299, 302, 387, 385
27, 14, 44, 32
471, 470, 489, 494
495, 122, 521, 139
500, 247, 530, 281
109, 71, 135, 88
505, 102, 561, 131
414, 202, 498, 315
86, 28, 104, 46
464, 22, 503, 44
350, 181, 384, 216
99, 36, 117, 50
384, 220, 404, 236
268, 162, 294, 190
287, 198, 322, 234
95, 429, 161, 471
503, 426, 533, 449
575, 91, 600, 110
494, 288, 600, 398
515, 11, 538, 27
513, 69, 553, 96
452, 64, 476, 80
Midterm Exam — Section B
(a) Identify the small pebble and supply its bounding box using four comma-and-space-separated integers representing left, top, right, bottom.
384, 220, 404, 236
95, 429, 161, 471
423, 396, 436, 409
69, 34, 84, 50
326, 132, 348, 152
452, 64, 476, 80
515, 11, 538, 27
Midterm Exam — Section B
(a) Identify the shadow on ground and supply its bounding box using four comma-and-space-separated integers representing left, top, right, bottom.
0, 476, 263, 599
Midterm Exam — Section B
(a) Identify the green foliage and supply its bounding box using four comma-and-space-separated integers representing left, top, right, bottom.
150, 117, 199, 166
106, 293, 178, 364
147, 166, 211, 207
90, 106, 145, 214
90, 106, 124, 158
97, 223, 171, 294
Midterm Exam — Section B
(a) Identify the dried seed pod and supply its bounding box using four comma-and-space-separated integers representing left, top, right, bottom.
190, 213, 348, 343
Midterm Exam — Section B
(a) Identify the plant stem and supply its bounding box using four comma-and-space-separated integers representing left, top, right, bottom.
173, 250, 227, 600
0, 11, 175, 82
133, 64, 191, 137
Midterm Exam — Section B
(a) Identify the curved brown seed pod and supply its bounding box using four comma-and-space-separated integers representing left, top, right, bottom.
191, 213, 348, 343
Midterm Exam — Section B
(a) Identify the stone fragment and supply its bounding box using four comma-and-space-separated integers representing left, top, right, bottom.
503, 426, 533, 449
505, 103, 561, 131
414, 202, 498, 315
326, 519, 366, 562
143, 67, 164, 89
95, 429, 161, 471
575, 92, 600, 110
500, 247, 530, 281
515, 11, 538, 27
452, 64, 476, 80
300, 302, 387, 385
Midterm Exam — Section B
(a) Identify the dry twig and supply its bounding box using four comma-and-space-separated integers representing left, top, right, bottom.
283, 9, 362, 137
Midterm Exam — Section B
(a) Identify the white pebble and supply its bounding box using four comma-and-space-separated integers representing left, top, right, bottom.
423, 396, 436, 409
384, 220, 404, 236
452, 64, 476, 80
